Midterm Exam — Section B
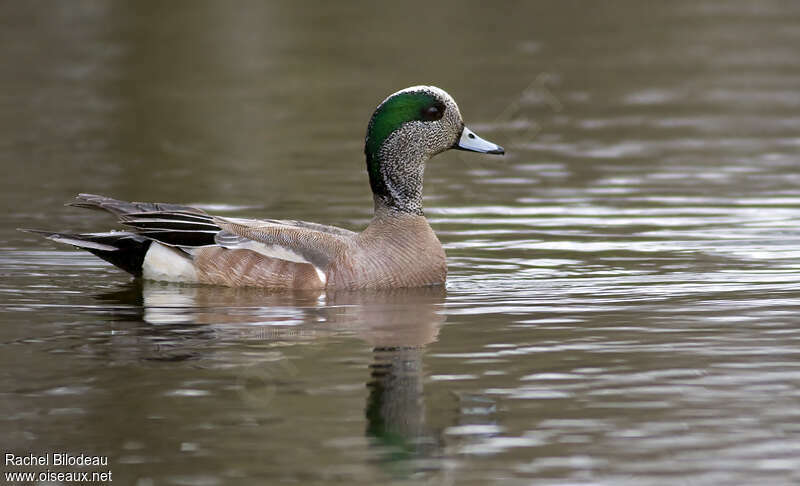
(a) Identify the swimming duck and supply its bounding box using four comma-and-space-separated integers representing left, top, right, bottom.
23, 86, 504, 289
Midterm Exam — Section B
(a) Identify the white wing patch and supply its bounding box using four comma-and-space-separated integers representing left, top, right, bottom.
227, 240, 310, 264
142, 242, 198, 283
214, 230, 327, 285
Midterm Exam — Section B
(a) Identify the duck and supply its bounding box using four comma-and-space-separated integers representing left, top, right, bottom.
22, 86, 504, 290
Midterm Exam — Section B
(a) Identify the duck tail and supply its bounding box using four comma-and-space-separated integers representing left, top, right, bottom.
18, 229, 151, 276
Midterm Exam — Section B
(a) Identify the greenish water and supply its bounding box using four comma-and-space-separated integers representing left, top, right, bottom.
3, 1, 800, 485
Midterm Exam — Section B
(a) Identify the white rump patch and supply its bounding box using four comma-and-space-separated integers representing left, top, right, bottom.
142, 242, 198, 283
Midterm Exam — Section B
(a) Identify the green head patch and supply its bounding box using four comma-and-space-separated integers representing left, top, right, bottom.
364, 90, 446, 197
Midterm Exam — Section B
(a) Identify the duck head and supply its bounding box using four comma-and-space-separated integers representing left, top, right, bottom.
365, 86, 504, 215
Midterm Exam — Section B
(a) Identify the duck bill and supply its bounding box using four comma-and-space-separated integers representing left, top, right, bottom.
454, 126, 504, 155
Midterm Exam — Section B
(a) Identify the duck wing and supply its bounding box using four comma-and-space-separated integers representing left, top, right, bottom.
30, 194, 354, 287
119, 212, 352, 271
116, 211, 347, 288
211, 216, 352, 271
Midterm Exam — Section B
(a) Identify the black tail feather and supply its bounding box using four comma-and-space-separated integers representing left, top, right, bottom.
20, 229, 151, 276
22, 194, 222, 275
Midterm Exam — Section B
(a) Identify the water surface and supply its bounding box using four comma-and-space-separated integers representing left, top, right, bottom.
2, 1, 800, 485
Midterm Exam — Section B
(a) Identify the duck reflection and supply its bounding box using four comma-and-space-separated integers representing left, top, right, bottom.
95, 282, 446, 473
326, 289, 444, 471
367, 347, 434, 466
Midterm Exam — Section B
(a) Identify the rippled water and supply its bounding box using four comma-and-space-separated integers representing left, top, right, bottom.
3, 1, 800, 485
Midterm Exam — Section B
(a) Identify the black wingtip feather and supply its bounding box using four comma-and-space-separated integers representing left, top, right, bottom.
68, 194, 209, 217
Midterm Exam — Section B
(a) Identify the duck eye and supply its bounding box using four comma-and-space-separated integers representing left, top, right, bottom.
421, 103, 445, 122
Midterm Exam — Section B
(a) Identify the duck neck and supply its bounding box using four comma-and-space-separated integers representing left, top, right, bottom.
368, 144, 428, 216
